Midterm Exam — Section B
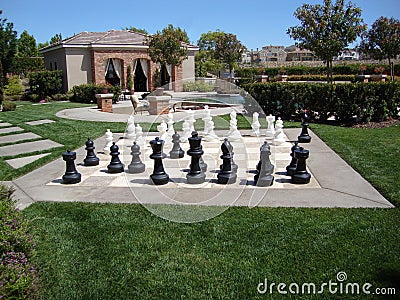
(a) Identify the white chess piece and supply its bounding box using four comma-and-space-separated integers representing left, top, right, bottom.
251, 112, 261, 136
125, 115, 136, 140
181, 119, 191, 142
186, 109, 196, 133
202, 105, 212, 135
273, 117, 286, 145
135, 124, 145, 148
157, 120, 169, 144
203, 120, 219, 142
265, 114, 276, 139
166, 112, 175, 139
227, 110, 242, 141
103, 129, 113, 154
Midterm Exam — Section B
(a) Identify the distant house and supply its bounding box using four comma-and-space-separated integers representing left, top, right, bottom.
334, 49, 360, 61
39, 30, 198, 93
285, 45, 318, 61
260, 45, 287, 62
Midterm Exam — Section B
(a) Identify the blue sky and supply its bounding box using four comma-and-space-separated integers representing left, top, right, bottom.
2, 0, 400, 49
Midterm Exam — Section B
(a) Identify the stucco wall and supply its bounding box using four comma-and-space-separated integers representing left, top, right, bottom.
65, 48, 92, 91
182, 50, 196, 80
43, 48, 68, 93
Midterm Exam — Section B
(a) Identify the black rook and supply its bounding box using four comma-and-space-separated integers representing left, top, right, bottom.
62, 150, 81, 184
149, 137, 169, 185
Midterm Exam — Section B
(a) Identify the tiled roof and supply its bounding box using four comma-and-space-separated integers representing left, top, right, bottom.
40, 30, 198, 52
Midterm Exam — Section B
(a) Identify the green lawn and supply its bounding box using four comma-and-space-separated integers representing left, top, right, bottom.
2, 100, 399, 299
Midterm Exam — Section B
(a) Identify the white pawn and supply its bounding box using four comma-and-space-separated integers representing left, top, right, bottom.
186, 109, 196, 133
202, 105, 212, 135
204, 120, 219, 142
103, 129, 113, 154
166, 112, 175, 139
181, 119, 191, 142
265, 114, 276, 139
227, 110, 242, 141
135, 124, 145, 148
274, 117, 286, 145
157, 120, 169, 143
126, 115, 136, 140
251, 112, 261, 136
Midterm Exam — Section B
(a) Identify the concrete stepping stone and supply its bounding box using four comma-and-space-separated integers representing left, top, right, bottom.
25, 119, 55, 126
0, 122, 12, 127
0, 126, 24, 135
0, 139, 63, 157
0, 132, 41, 144
6, 153, 51, 169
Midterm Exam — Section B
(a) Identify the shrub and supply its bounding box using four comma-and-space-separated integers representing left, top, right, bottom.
29, 70, 63, 99
183, 81, 214, 92
243, 82, 400, 123
71, 83, 122, 104
0, 184, 39, 298
1, 101, 17, 111
4, 76, 24, 96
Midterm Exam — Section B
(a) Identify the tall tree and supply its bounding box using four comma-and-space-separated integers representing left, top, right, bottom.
123, 26, 148, 35
287, 0, 366, 82
0, 11, 18, 109
50, 33, 62, 45
17, 30, 38, 57
197, 30, 225, 77
147, 24, 189, 86
360, 17, 400, 81
214, 33, 245, 80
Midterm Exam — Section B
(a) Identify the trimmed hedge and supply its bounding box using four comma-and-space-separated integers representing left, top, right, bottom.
243, 82, 400, 124
70, 83, 121, 104
29, 70, 63, 99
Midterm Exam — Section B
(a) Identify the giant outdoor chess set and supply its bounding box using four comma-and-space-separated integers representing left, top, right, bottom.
49, 109, 320, 191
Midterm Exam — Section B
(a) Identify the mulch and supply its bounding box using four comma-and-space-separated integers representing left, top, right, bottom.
351, 118, 400, 129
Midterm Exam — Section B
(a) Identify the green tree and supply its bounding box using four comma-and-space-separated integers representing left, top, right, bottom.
287, 0, 366, 82
0, 11, 18, 109
17, 30, 38, 57
50, 33, 62, 45
214, 33, 245, 80
147, 24, 189, 86
360, 17, 400, 81
37, 41, 49, 50
197, 30, 225, 77
124, 26, 148, 35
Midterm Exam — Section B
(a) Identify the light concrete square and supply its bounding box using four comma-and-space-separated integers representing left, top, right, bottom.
0, 139, 63, 157
6, 153, 51, 169
0, 132, 41, 144
0, 122, 12, 127
25, 119, 55, 126
0, 126, 24, 135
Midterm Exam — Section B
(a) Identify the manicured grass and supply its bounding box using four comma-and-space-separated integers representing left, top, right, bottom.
24, 203, 400, 299
310, 123, 400, 207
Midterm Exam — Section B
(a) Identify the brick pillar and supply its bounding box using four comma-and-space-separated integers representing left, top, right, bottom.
172, 64, 183, 92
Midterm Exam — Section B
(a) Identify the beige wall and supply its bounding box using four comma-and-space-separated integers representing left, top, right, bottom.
43, 48, 68, 92
182, 50, 196, 80
65, 48, 92, 91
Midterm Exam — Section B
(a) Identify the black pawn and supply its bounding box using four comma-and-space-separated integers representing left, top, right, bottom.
254, 142, 274, 186
219, 138, 238, 173
217, 139, 237, 184
186, 131, 206, 184
83, 138, 99, 166
149, 137, 169, 185
128, 142, 145, 174
62, 150, 81, 184
169, 131, 184, 159
298, 112, 312, 143
292, 147, 311, 184
107, 142, 125, 173
256, 140, 268, 172
286, 142, 301, 176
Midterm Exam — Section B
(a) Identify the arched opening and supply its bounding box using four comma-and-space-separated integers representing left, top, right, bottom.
105, 58, 121, 86
133, 59, 148, 92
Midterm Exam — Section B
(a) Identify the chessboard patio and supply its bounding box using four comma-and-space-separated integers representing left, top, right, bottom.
10, 129, 394, 209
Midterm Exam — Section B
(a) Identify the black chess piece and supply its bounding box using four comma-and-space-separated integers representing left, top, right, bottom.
127, 142, 145, 174
286, 142, 301, 176
83, 137, 99, 166
298, 112, 312, 143
107, 142, 125, 173
169, 131, 184, 159
149, 137, 169, 185
291, 147, 311, 184
254, 141, 274, 186
199, 155, 208, 173
62, 150, 81, 184
186, 131, 206, 184
217, 139, 237, 184
256, 140, 269, 172
219, 138, 238, 173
